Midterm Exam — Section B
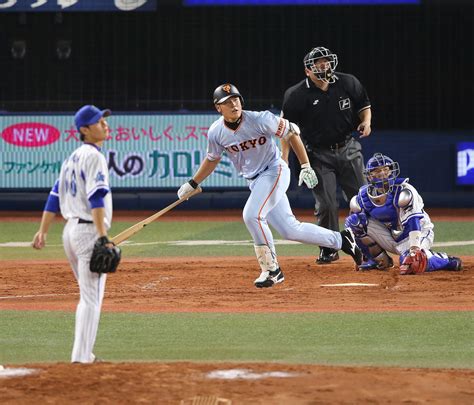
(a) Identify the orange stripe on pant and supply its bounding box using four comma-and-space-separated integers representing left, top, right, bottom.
257, 164, 282, 247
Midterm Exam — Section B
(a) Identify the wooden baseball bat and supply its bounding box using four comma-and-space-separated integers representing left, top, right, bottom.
111, 186, 202, 245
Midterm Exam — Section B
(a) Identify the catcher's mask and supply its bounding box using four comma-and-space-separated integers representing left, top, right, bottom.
364, 153, 400, 198
304, 46, 338, 84
213, 83, 244, 105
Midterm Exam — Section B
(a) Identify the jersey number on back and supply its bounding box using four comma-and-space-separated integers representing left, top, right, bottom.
64, 168, 77, 197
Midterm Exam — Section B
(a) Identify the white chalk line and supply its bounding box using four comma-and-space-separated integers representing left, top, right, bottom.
0, 366, 39, 378
207, 368, 298, 380
320, 283, 379, 287
2, 239, 474, 248
0, 293, 78, 300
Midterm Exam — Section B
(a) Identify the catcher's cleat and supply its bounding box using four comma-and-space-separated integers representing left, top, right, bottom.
316, 248, 339, 264
254, 268, 284, 288
358, 258, 378, 271
358, 256, 394, 271
340, 229, 363, 265
446, 256, 463, 271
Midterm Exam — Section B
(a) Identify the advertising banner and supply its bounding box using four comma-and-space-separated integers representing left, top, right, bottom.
457, 142, 474, 185
0, 113, 248, 189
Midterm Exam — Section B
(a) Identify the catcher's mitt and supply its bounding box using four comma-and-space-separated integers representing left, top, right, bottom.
90, 236, 121, 274
399, 249, 427, 275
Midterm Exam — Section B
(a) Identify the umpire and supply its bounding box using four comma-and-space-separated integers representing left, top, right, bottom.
281, 46, 372, 264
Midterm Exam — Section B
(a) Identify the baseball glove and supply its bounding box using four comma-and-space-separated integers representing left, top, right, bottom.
399, 249, 427, 275
90, 236, 121, 274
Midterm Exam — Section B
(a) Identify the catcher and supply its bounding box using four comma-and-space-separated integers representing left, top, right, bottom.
344, 153, 462, 275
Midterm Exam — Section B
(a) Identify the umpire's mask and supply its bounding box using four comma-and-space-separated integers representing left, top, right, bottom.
304, 47, 338, 84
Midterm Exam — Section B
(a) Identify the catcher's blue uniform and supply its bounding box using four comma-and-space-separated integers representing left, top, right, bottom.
345, 153, 461, 273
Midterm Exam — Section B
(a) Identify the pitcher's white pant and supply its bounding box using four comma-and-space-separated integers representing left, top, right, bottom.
366, 219, 434, 255
63, 219, 107, 363
243, 159, 341, 258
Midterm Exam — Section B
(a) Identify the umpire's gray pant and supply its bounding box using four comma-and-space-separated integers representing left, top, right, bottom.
308, 138, 366, 232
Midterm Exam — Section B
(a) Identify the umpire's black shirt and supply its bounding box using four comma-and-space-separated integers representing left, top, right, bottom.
282, 72, 371, 150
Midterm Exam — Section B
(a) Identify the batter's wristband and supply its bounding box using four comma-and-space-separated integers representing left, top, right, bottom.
188, 179, 199, 189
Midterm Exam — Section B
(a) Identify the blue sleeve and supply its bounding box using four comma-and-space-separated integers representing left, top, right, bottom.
404, 216, 422, 233
44, 194, 59, 213
44, 179, 60, 213
88, 188, 108, 209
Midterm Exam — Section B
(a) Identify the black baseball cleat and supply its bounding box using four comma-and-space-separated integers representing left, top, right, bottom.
446, 256, 463, 271
254, 268, 285, 288
316, 248, 340, 264
340, 229, 363, 265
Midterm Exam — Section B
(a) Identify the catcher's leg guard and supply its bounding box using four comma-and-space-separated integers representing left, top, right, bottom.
254, 245, 284, 288
357, 235, 392, 270
345, 214, 391, 270
421, 250, 463, 272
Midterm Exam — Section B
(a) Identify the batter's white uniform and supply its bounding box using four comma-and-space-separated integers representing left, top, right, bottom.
56, 143, 112, 363
207, 110, 343, 267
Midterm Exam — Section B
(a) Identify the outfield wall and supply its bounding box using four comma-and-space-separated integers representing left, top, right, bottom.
0, 113, 472, 209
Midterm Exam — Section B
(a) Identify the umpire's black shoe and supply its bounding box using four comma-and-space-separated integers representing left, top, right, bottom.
316, 248, 339, 264
340, 229, 363, 266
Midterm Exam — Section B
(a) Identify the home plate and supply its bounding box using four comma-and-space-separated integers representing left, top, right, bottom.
320, 283, 379, 287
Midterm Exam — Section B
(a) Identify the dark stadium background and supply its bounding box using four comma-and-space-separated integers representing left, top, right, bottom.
0, 0, 472, 208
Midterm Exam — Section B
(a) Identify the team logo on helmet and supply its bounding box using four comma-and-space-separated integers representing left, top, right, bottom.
213, 83, 244, 105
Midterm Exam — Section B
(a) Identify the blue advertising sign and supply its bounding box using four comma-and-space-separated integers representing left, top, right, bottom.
0, 0, 156, 12
457, 142, 474, 185
184, 0, 420, 5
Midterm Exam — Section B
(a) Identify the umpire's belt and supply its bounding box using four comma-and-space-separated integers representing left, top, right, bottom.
78, 218, 93, 224
317, 137, 352, 151
246, 166, 269, 181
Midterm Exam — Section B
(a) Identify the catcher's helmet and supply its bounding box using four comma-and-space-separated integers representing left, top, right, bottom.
304, 46, 338, 84
213, 83, 244, 105
364, 153, 400, 197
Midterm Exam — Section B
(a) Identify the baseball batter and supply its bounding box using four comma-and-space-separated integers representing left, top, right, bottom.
32, 105, 115, 363
345, 152, 463, 274
178, 83, 362, 288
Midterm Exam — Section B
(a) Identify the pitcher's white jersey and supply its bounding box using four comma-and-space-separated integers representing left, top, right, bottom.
207, 110, 292, 179
58, 143, 112, 228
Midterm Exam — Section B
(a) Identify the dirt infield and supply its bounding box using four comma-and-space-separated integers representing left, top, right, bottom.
1, 256, 473, 313
1, 256, 473, 404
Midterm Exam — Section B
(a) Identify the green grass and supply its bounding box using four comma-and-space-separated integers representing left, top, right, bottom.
1, 311, 473, 368
1, 219, 473, 260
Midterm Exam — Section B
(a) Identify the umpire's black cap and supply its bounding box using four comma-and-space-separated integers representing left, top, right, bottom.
213, 83, 244, 105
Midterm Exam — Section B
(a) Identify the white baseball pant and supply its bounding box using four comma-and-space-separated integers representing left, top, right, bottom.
63, 219, 107, 363
242, 159, 341, 259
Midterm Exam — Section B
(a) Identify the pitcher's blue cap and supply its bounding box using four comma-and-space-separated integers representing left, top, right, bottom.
74, 105, 111, 131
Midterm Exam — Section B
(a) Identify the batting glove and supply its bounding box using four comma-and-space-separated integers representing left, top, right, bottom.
178, 179, 198, 199
298, 163, 318, 189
